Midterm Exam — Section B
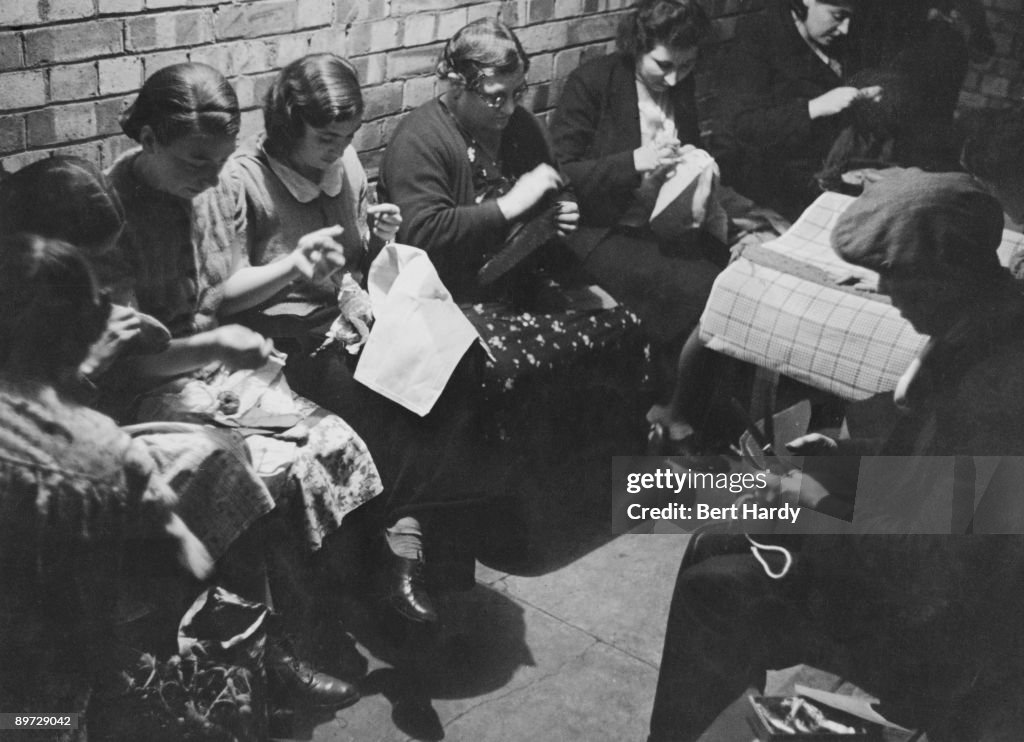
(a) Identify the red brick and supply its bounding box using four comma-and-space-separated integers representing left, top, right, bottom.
362, 82, 403, 120
309, 28, 347, 57
25, 20, 122, 65
391, 0, 457, 13
231, 75, 255, 108
189, 43, 234, 77
525, 80, 551, 111
348, 19, 400, 56
403, 13, 436, 46
0, 115, 26, 153
271, 33, 311, 67
387, 45, 442, 79
554, 0, 583, 17
50, 62, 99, 102
2, 150, 49, 176
0, 33, 23, 71
100, 134, 138, 170
98, 0, 144, 13
227, 40, 273, 75
553, 48, 584, 80
27, 102, 97, 147
529, 51, 553, 78
142, 49, 190, 76
530, 0, 556, 23
215, 1, 296, 41
437, 8, 468, 39
352, 119, 385, 151
50, 141, 103, 168
518, 22, 571, 53
99, 56, 143, 95
402, 76, 440, 109
44, 0, 95, 22
251, 71, 278, 108
0, 0, 43, 27
468, 2, 505, 24
566, 14, 621, 45
360, 147, 383, 178
95, 96, 133, 136
0, 70, 46, 109
296, 0, 333, 29
335, 0, 360, 25
349, 53, 386, 85
126, 10, 214, 52
239, 108, 263, 140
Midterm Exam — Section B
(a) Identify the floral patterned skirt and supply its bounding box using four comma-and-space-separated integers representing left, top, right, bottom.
462, 299, 648, 444
132, 364, 383, 552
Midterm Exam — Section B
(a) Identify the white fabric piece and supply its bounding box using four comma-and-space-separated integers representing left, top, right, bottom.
650, 147, 729, 244
354, 243, 479, 416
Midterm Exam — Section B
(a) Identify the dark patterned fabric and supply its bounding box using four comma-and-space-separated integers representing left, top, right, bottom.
0, 377, 173, 725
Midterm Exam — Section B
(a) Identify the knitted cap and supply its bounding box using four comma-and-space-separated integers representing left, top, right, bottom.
831, 168, 1005, 281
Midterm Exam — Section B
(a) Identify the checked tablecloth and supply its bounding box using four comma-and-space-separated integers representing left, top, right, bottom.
700, 191, 1024, 400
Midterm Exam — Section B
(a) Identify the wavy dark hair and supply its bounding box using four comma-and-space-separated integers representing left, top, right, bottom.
0, 155, 124, 253
120, 63, 240, 145
616, 0, 711, 57
0, 233, 109, 374
435, 18, 530, 89
790, 0, 862, 22
263, 54, 364, 157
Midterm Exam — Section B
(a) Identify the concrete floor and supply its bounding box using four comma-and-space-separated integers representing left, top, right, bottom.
291, 535, 689, 742
274, 451, 693, 742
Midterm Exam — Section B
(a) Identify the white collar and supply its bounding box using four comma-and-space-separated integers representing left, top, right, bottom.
265, 146, 345, 203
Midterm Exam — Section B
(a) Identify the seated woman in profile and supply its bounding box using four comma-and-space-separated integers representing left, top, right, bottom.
719, 0, 879, 220
105, 62, 382, 557
379, 18, 646, 439
0, 154, 362, 710
550, 0, 726, 403
0, 233, 205, 718
227, 53, 494, 624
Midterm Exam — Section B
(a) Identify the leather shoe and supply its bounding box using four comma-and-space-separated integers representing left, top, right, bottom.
267, 641, 360, 709
385, 552, 438, 624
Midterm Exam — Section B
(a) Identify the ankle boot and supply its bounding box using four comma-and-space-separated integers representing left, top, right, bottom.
266, 639, 360, 709
383, 541, 438, 624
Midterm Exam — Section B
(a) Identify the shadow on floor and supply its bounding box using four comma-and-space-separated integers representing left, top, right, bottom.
276, 582, 534, 741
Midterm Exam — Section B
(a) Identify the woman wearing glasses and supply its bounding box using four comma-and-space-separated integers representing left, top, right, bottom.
380, 18, 647, 572
380, 17, 647, 414
381, 17, 578, 301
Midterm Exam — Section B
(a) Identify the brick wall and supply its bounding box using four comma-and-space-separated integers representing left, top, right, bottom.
0, 0, 1020, 176
960, 0, 1024, 108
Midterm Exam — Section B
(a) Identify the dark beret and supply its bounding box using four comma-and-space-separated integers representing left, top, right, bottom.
831, 168, 1005, 281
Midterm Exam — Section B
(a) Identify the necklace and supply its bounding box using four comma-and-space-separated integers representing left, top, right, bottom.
439, 96, 511, 201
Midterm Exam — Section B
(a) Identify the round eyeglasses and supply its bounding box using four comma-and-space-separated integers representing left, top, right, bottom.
471, 82, 529, 110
